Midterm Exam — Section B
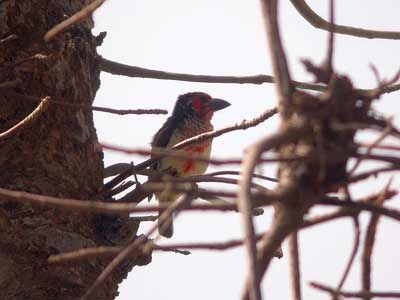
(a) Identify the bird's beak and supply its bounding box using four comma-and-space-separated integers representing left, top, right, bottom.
208, 98, 231, 112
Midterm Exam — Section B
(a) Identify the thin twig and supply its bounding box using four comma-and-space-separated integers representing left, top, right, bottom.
349, 126, 392, 175
8, 91, 167, 115
0, 33, 18, 44
290, 0, 400, 40
0, 96, 50, 141
333, 217, 360, 299
310, 282, 400, 299
205, 171, 278, 182
92, 106, 167, 115
102, 144, 303, 167
44, 0, 106, 41
325, 0, 335, 73
48, 235, 283, 264
289, 232, 302, 300
362, 179, 393, 300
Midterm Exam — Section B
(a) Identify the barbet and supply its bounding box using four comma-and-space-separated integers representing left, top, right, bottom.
151, 92, 230, 238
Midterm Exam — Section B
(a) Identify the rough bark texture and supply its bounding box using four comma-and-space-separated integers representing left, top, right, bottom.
0, 1, 150, 299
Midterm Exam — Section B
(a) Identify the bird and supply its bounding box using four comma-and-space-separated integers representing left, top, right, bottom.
151, 92, 231, 238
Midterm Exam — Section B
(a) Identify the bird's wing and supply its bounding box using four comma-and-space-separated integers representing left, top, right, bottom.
150, 116, 179, 171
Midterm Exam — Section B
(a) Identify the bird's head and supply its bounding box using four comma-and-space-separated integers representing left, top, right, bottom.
172, 92, 231, 121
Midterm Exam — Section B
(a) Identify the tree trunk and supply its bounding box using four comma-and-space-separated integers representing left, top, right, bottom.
0, 1, 150, 299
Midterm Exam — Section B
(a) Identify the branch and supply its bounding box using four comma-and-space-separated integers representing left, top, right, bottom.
0, 96, 50, 141
310, 282, 400, 299
82, 193, 195, 300
259, 0, 293, 117
362, 179, 392, 300
48, 235, 283, 264
290, 0, 400, 40
289, 232, 302, 300
99, 58, 400, 95
100, 57, 324, 91
0, 186, 278, 215
8, 91, 167, 116
239, 128, 303, 300
92, 106, 167, 115
44, 0, 106, 41
334, 217, 360, 298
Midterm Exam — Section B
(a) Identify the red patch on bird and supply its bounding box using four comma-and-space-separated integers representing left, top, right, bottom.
193, 98, 204, 112
182, 144, 210, 174
183, 159, 194, 173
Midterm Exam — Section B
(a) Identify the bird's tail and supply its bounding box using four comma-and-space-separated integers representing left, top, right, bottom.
158, 208, 174, 238
157, 191, 179, 238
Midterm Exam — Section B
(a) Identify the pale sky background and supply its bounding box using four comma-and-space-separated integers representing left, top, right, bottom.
92, 1, 400, 299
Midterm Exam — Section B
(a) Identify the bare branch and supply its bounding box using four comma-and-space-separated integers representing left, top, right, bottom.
310, 282, 400, 299
8, 91, 167, 116
0, 96, 50, 141
0, 186, 277, 215
99, 58, 400, 95
100, 57, 324, 92
92, 106, 167, 115
349, 125, 392, 175
48, 235, 283, 264
290, 0, 400, 40
259, 0, 293, 117
362, 179, 392, 300
289, 232, 302, 300
334, 217, 360, 298
44, 0, 106, 41
102, 144, 301, 167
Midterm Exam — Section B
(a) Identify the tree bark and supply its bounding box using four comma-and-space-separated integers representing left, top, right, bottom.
0, 1, 150, 299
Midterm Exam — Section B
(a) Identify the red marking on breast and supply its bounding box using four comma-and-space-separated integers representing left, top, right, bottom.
181, 143, 210, 174
184, 143, 210, 153
183, 159, 195, 174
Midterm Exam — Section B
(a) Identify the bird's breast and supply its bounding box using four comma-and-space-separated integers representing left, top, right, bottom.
157, 118, 213, 177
